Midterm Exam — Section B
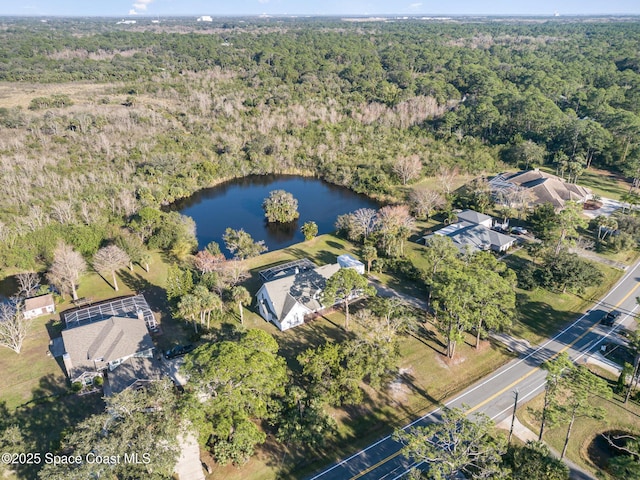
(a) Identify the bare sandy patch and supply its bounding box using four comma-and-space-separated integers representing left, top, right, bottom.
388, 367, 413, 404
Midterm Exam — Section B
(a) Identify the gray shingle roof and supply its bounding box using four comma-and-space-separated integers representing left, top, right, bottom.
61, 316, 154, 379
429, 222, 515, 252
456, 209, 492, 225
107, 356, 161, 395
261, 263, 341, 321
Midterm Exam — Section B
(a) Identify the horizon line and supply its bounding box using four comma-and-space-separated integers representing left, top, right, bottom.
2, 13, 640, 18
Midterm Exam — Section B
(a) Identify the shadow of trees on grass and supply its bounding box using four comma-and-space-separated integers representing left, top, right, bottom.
3, 374, 103, 479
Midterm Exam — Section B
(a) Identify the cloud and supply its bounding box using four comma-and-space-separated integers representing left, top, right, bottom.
258, 0, 270, 3
409, 2, 422, 7
130, 0, 153, 13
133, 0, 153, 10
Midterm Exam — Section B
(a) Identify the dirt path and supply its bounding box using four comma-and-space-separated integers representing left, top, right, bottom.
569, 247, 628, 270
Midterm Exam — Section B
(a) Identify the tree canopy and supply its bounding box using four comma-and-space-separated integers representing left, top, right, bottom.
394, 407, 507, 480
323, 268, 376, 330
223, 228, 268, 260
262, 190, 300, 223
182, 329, 287, 465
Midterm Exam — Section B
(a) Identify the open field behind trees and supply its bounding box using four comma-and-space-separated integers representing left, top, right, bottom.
2, 16, 640, 479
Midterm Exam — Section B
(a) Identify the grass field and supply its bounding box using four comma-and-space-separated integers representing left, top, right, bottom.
518, 365, 640, 479
502, 248, 624, 345
0, 230, 632, 480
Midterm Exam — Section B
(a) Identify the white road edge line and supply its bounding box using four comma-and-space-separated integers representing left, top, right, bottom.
392, 305, 640, 479
307, 260, 640, 480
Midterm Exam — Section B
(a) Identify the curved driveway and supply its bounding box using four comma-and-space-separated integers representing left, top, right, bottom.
307, 260, 640, 480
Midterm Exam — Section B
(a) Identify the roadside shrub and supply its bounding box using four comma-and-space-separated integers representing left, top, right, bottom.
71, 381, 83, 392
516, 264, 538, 290
93, 376, 104, 387
384, 258, 423, 282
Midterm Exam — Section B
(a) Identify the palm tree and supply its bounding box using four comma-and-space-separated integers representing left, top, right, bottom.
178, 294, 200, 333
194, 286, 222, 329
139, 250, 152, 273
231, 286, 252, 325
361, 245, 377, 274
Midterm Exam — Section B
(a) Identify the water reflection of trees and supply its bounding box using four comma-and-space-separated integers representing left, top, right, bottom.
264, 218, 299, 243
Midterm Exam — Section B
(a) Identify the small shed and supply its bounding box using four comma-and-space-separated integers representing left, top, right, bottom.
23, 294, 55, 319
337, 254, 365, 274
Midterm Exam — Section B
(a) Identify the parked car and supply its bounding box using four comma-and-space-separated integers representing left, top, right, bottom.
164, 344, 196, 359
492, 226, 509, 234
600, 310, 621, 327
511, 226, 528, 235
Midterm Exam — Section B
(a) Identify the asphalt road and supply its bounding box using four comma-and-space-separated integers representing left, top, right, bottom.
307, 259, 640, 480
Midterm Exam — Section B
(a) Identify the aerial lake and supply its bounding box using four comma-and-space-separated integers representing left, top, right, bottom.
172, 175, 380, 257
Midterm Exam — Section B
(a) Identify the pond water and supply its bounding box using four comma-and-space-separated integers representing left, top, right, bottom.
0, 275, 18, 301
172, 175, 380, 257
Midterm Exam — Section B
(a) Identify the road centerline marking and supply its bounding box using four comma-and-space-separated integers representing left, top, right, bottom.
309, 260, 640, 480
345, 272, 640, 480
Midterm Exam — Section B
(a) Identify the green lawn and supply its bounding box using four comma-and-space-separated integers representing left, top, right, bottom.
0, 314, 67, 410
502, 249, 623, 345
243, 233, 362, 294
0, 250, 186, 410
518, 366, 640, 479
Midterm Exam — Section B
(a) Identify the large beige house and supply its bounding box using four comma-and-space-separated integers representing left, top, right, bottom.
490, 169, 591, 210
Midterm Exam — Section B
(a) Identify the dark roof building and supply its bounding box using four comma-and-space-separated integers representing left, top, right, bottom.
105, 356, 162, 395
456, 209, 493, 227
424, 222, 516, 253
423, 210, 516, 253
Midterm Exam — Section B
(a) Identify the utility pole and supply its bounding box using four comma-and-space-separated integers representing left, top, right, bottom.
508, 390, 519, 445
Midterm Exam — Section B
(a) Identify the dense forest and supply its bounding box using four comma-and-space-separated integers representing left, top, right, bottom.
1, 17, 640, 479
1, 17, 640, 271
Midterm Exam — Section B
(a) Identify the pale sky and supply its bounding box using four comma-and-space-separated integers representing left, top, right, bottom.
2, 0, 640, 17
